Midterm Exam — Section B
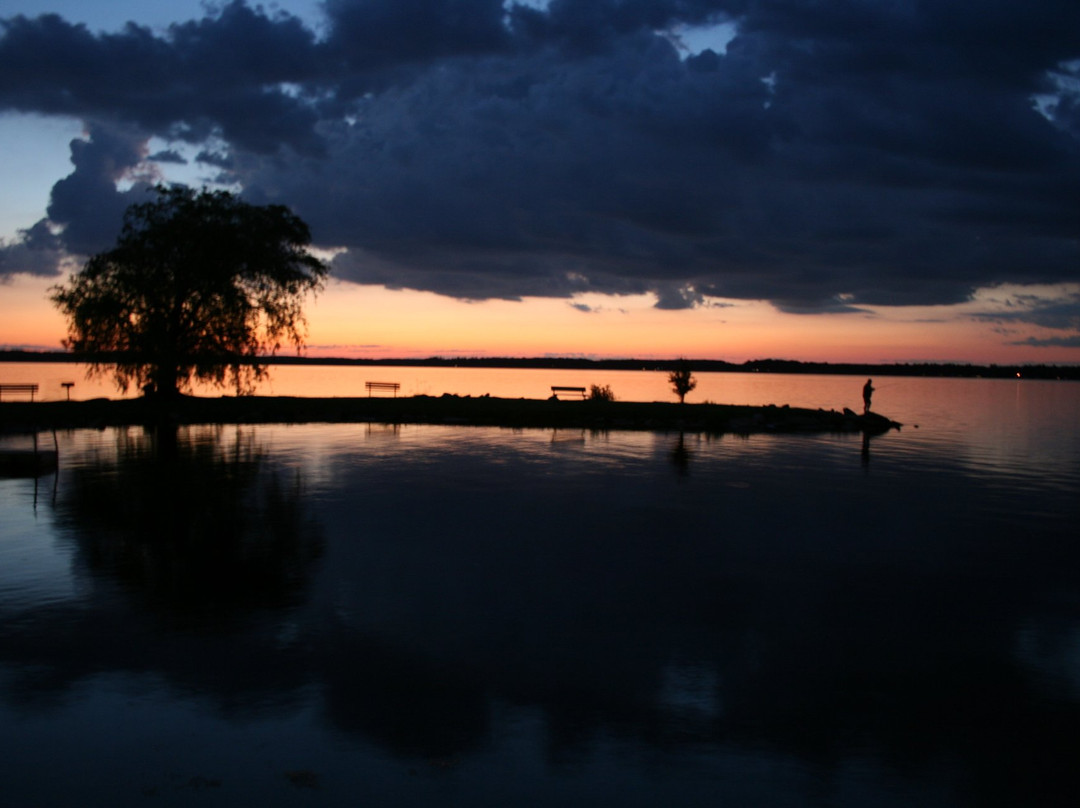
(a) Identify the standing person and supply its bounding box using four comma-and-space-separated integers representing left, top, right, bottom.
862, 378, 874, 414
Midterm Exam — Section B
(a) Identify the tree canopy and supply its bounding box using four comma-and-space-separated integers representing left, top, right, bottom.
669, 361, 697, 404
51, 186, 328, 398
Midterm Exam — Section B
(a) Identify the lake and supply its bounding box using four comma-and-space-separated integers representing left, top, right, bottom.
1, 369, 1079, 806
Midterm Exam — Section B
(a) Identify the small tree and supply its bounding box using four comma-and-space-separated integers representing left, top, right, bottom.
51, 186, 327, 398
588, 383, 615, 402
669, 360, 697, 403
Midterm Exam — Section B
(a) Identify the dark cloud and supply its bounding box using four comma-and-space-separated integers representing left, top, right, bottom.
147, 148, 186, 164
195, 149, 234, 168
0, 5, 323, 154
654, 284, 710, 310
973, 290, 1080, 339
1013, 335, 1080, 348
44, 122, 150, 256
1, 0, 1078, 311
324, 0, 509, 74
0, 219, 64, 280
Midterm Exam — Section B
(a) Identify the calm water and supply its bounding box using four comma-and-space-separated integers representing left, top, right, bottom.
1, 371, 1079, 806
0, 359, 1055, 411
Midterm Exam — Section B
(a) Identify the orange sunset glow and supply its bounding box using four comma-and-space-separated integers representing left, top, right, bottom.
299, 282, 1080, 365
4, 272, 1080, 365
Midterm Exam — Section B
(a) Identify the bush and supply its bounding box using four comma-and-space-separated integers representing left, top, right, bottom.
669, 361, 697, 403
588, 384, 616, 402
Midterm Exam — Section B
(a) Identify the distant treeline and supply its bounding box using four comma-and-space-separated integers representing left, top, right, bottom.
2, 350, 1077, 380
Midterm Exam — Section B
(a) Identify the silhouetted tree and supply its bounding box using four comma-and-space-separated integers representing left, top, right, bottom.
669, 360, 697, 403
51, 185, 328, 398
588, 383, 616, 401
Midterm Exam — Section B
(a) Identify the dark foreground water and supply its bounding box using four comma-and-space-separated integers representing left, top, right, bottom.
2, 383, 1079, 806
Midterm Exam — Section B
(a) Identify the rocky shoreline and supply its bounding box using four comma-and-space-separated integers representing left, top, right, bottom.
1, 394, 902, 435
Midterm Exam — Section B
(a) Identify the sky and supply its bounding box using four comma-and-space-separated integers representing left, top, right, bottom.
1, 0, 1079, 365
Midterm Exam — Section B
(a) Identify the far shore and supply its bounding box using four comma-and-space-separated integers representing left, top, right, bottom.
1, 349, 1077, 379
1, 394, 901, 436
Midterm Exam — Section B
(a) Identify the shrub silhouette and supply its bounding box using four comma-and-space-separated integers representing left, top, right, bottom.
589, 383, 616, 402
669, 361, 697, 403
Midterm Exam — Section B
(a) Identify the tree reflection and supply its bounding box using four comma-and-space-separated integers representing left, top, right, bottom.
54, 424, 323, 629
670, 432, 691, 475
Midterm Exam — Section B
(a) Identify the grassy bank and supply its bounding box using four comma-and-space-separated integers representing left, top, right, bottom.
1, 394, 902, 435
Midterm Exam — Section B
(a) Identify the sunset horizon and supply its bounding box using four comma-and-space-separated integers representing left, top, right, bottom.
5, 276, 1080, 367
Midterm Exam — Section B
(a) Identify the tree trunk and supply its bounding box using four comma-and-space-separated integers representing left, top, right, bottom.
150, 362, 180, 399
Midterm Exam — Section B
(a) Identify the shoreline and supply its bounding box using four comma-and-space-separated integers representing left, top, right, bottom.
1, 394, 902, 435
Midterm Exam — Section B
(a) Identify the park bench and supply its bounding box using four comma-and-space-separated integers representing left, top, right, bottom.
365, 381, 400, 397
0, 383, 39, 401
550, 386, 587, 399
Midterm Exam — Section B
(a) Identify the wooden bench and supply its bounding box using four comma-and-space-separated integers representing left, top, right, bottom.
0, 383, 39, 401
366, 381, 400, 397
550, 386, 587, 399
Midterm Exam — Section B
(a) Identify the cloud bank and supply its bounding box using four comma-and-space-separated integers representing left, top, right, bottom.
1, 0, 1078, 320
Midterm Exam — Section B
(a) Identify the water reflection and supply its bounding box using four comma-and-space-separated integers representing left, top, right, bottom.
308, 426, 1080, 787
1, 424, 1079, 805
670, 432, 692, 475
0, 426, 323, 725
55, 425, 324, 627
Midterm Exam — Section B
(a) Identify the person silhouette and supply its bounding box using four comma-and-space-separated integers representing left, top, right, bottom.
862, 378, 874, 414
